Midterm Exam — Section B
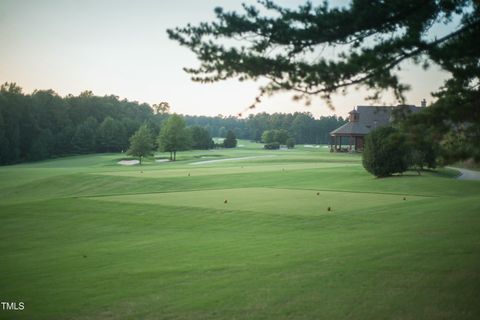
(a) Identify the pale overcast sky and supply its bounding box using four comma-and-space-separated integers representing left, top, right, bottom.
0, 0, 452, 118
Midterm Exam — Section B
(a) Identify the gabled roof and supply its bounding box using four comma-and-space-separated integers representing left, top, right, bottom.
356, 106, 391, 127
330, 105, 422, 136
330, 121, 371, 135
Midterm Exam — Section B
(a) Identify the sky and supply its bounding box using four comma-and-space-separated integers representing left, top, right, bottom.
0, 0, 453, 119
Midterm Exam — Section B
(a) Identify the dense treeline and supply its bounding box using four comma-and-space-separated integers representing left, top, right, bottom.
0, 83, 347, 165
183, 113, 346, 144
0, 83, 159, 164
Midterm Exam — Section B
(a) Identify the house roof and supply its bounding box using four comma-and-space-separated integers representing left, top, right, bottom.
330, 105, 422, 136
330, 121, 371, 135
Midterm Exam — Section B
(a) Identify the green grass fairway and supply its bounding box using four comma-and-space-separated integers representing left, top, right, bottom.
95, 162, 358, 179
1, 142, 480, 319
93, 187, 429, 216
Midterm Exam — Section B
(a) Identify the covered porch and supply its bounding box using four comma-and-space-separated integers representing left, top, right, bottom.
330, 133, 364, 152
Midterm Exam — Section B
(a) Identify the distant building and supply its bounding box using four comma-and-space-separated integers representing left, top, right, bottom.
330, 103, 425, 152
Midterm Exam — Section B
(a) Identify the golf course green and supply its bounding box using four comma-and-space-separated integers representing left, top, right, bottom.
1, 141, 479, 319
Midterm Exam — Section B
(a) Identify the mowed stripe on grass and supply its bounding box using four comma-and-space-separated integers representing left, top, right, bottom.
93, 162, 359, 179
1, 144, 480, 319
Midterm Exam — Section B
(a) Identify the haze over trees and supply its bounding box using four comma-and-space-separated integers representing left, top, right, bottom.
168, 0, 480, 164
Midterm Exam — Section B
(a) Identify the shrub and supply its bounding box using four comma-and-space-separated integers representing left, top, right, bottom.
264, 142, 280, 150
286, 138, 295, 149
362, 126, 409, 177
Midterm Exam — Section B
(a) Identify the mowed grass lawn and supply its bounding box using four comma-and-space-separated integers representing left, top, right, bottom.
1, 141, 480, 319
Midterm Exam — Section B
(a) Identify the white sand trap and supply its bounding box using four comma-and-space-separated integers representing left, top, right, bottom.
118, 160, 139, 165
238, 144, 245, 147
190, 155, 277, 165
304, 144, 321, 148
156, 159, 170, 163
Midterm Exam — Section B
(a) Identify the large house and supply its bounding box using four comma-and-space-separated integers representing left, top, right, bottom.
330, 101, 426, 152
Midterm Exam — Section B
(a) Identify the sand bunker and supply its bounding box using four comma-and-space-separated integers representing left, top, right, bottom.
156, 159, 170, 163
118, 160, 139, 165
303, 145, 321, 148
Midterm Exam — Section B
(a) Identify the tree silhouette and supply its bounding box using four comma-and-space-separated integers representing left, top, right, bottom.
168, 0, 480, 161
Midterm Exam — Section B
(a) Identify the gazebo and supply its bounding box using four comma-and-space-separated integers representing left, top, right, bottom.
330, 104, 425, 152
330, 109, 369, 152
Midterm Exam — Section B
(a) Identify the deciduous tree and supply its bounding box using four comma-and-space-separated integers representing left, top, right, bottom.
190, 126, 214, 149
97, 116, 127, 152
261, 130, 275, 144
72, 117, 98, 153
127, 124, 154, 164
153, 102, 170, 114
158, 114, 191, 160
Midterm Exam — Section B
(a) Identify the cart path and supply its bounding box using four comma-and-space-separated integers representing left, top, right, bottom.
448, 167, 480, 181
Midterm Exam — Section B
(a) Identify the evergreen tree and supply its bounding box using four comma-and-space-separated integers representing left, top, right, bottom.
362, 127, 409, 177
168, 0, 480, 162
223, 130, 237, 148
